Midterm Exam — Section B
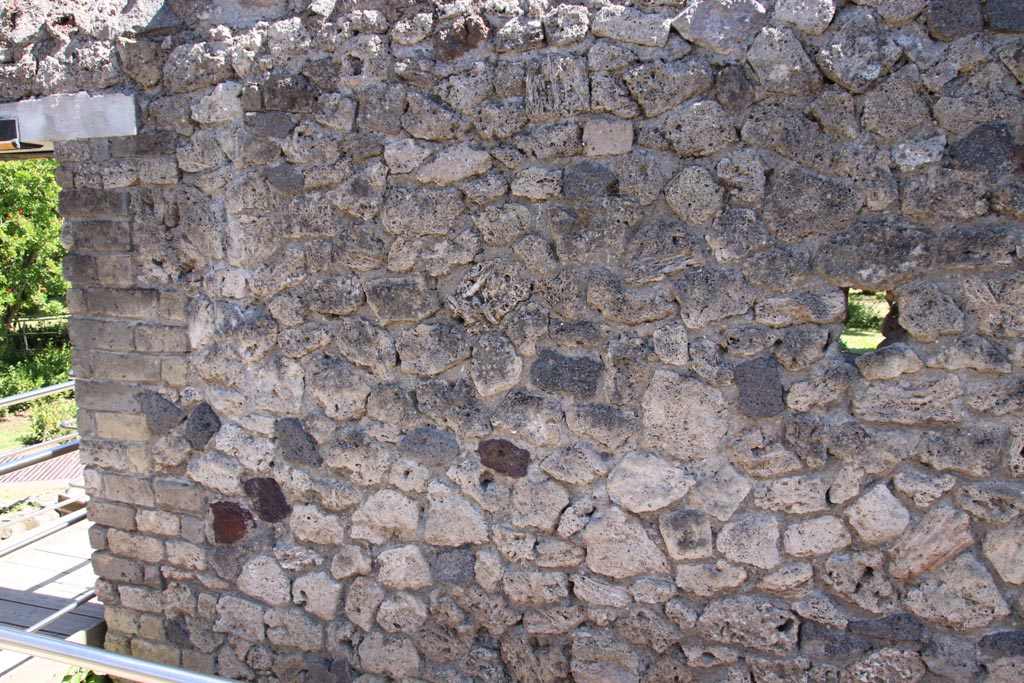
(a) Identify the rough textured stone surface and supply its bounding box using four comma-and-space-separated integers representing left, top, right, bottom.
987, 0, 1024, 33
624, 59, 713, 119
855, 344, 923, 381
983, 518, 1024, 585
139, 393, 186, 436
663, 101, 738, 157
571, 631, 640, 683
672, 0, 767, 59
274, 417, 321, 467
747, 27, 823, 96
583, 507, 670, 579
184, 403, 220, 451
643, 370, 729, 462
210, 502, 254, 545
671, 267, 753, 329
903, 554, 1009, 629
478, 439, 530, 478
541, 441, 608, 486
242, 478, 291, 523
845, 483, 909, 544
784, 516, 851, 557
530, 350, 603, 400
775, 0, 836, 35
852, 376, 963, 425
734, 356, 785, 418
822, 551, 898, 614
34, 3, 1024, 679
889, 505, 974, 579
660, 509, 713, 561
664, 166, 723, 226
690, 463, 753, 522
817, 8, 902, 93
717, 514, 780, 569
377, 545, 432, 591
697, 596, 799, 654
607, 453, 694, 514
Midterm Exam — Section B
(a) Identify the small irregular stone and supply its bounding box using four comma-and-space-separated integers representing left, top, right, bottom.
852, 375, 963, 425
716, 513, 780, 569
903, 554, 1009, 629
478, 439, 531, 478
660, 509, 713, 562
697, 595, 799, 654
274, 417, 321, 467
582, 506, 670, 579
139, 392, 186, 436
816, 8, 902, 93
607, 453, 694, 514
672, 0, 768, 59
185, 403, 221, 450
591, 5, 671, 47
747, 26, 822, 95
889, 504, 974, 579
643, 370, 729, 462
211, 501, 255, 544
845, 483, 909, 544
243, 477, 291, 523
983, 518, 1024, 585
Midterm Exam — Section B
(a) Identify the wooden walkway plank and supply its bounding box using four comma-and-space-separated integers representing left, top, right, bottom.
0, 521, 103, 639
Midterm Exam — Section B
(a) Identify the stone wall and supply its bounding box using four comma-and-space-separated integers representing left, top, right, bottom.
6, 0, 1024, 680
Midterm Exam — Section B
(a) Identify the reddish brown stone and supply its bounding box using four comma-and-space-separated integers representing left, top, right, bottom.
435, 15, 490, 61
478, 439, 531, 477
243, 477, 292, 523
210, 501, 255, 544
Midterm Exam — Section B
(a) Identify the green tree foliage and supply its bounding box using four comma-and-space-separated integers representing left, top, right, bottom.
0, 159, 66, 330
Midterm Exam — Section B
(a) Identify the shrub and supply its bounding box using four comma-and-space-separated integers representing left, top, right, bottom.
0, 159, 66, 330
845, 290, 887, 331
23, 395, 76, 444
0, 335, 71, 394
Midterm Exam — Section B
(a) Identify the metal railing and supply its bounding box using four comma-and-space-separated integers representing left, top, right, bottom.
0, 381, 91, 675
0, 437, 80, 478
0, 507, 87, 559
0, 626, 235, 683
0, 379, 75, 410
0, 379, 80, 555
0, 492, 85, 535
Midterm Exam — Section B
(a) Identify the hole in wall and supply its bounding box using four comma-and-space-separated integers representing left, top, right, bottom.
839, 288, 892, 355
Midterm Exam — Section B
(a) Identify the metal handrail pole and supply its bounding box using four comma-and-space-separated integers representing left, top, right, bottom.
0, 508, 87, 560
0, 439, 79, 477
0, 380, 75, 410
27, 589, 97, 633
0, 496, 88, 533
1, 430, 77, 456
0, 625, 236, 683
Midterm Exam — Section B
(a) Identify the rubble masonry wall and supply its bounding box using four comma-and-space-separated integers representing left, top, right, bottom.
5, 0, 1024, 680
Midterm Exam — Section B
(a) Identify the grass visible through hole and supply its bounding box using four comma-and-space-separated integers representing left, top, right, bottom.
840, 289, 888, 355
